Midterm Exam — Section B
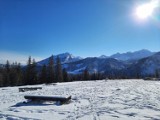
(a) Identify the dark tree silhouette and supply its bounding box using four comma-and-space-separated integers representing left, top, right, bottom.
56, 56, 63, 82
47, 55, 55, 83
25, 57, 37, 85
83, 68, 90, 80
39, 64, 47, 84
31, 59, 38, 84
3, 60, 11, 86
63, 68, 69, 82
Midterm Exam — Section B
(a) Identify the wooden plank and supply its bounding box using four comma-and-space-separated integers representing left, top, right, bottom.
19, 87, 42, 92
24, 95, 71, 103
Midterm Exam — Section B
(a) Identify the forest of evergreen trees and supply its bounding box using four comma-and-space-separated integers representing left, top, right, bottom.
1, 55, 158, 87
0, 56, 104, 87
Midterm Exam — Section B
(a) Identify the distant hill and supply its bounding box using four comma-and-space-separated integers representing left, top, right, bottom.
127, 52, 160, 77
110, 49, 155, 61
63, 57, 126, 74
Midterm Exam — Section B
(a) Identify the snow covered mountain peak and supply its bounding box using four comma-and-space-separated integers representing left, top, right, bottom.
57, 52, 72, 58
99, 55, 108, 59
37, 52, 82, 66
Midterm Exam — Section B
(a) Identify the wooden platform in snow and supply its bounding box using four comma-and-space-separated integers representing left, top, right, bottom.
19, 87, 42, 92
24, 95, 71, 104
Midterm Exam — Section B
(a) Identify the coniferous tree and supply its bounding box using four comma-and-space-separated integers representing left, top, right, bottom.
39, 64, 47, 84
5, 60, 10, 72
47, 55, 55, 83
31, 59, 37, 84
3, 60, 11, 86
83, 68, 90, 80
63, 68, 69, 82
0, 67, 3, 87
91, 72, 98, 80
155, 69, 160, 78
14, 63, 23, 86
25, 56, 32, 85
56, 56, 63, 82
9, 63, 17, 86
0, 61, 23, 87
25, 56, 38, 85
0, 73, 3, 87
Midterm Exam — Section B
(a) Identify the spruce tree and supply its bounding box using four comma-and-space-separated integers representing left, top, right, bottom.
25, 56, 38, 85
83, 68, 90, 80
15, 63, 23, 86
91, 72, 98, 80
31, 59, 37, 84
9, 63, 17, 86
3, 60, 11, 86
0, 73, 3, 87
155, 69, 159, 78
0, 67, 3, 87
25, 56, 32, 85
56, 56, 63, 82
63, 68, 69, 82
39, 64, 47, 84
47, 55, 55, 83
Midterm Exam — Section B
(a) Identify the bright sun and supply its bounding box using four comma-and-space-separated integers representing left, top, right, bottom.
135, 0, 159, 19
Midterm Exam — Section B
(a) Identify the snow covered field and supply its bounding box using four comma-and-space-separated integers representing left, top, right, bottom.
0, 79, 160, 120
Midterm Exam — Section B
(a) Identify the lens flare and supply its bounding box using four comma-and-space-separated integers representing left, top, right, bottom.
135, 0, 159, 19
153, 14, 160, 28
152, 0, 160, 27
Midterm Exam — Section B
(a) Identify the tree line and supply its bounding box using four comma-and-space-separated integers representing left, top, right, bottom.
0, 55, 104, 87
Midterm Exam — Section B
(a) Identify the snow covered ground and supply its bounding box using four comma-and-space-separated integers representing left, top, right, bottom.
0, 79, 160, 120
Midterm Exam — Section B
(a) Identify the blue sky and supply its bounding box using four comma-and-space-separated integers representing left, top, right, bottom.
0, 0, 160, 63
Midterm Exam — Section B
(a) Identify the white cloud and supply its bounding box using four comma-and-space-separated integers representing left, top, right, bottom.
0, 51, 43, 65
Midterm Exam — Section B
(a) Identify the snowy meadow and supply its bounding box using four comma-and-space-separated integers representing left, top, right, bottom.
0, 79, 160, 120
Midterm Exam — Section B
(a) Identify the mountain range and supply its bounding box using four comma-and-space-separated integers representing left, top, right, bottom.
127, 52, 160, 77
38, 49, 154, 65
99, 49, 155, 61
37, 52, 82, 66
110, 49, 155, 61
37, 49, 159, 77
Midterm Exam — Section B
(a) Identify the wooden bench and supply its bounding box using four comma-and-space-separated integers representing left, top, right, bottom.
19, 87, 42, 92
24, 95, 71, 105
45, 83, 57, 86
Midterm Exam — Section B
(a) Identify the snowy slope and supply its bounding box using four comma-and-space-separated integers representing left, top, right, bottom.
63, 57, 126, 74
0, 80, 160, 120
128, 52, 160, 76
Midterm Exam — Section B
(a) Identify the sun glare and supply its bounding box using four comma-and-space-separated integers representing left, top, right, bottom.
136, 4, 154, 19
135, 0, 159, 20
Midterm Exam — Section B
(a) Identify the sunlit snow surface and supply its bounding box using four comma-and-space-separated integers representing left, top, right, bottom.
0, 80, 160, 120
